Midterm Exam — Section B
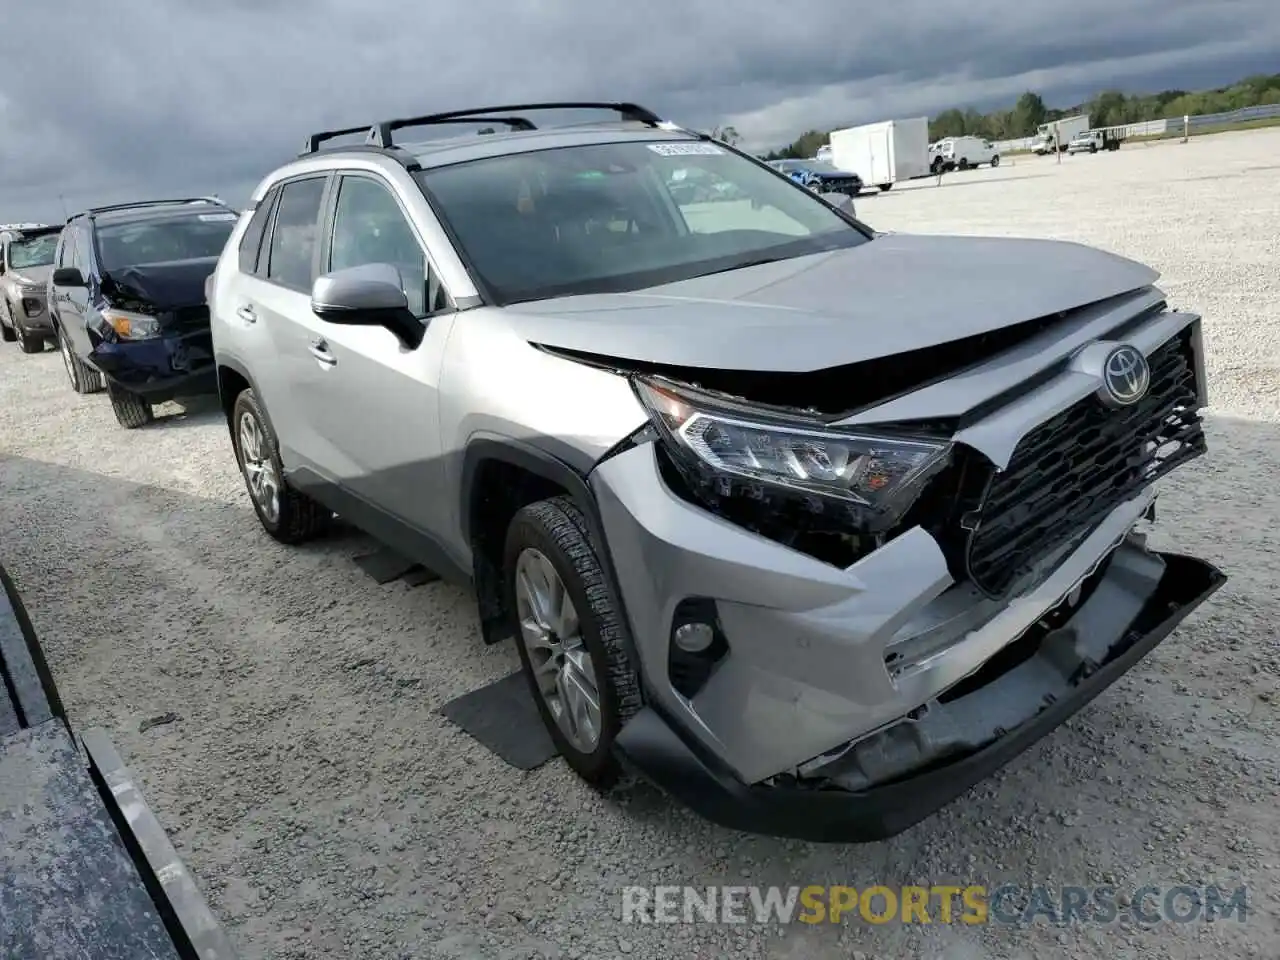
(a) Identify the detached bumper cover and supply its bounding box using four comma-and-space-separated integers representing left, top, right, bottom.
614, 550, 1224, 842
91, 330, 216, 401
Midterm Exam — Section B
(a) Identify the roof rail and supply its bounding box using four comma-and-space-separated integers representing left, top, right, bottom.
367, 101, 674, 148
83, 198, 226, 217
302, 124, 377, 156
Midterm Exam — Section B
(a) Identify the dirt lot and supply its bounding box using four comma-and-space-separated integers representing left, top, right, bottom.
1, 128, 1277, 960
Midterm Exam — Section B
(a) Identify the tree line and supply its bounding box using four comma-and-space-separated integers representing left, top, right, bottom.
760, 71, 1280, 159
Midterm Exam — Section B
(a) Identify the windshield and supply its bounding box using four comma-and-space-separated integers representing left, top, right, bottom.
7, 234, 59, 269
95, 213, 237, 272
416, 140, 868, 304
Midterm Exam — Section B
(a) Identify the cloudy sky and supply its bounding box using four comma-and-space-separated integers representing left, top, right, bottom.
2, 0, 1278, 222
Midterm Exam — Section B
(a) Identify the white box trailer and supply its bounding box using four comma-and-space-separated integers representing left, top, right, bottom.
827, 118, 930, 192
1032, 114, 1090, 154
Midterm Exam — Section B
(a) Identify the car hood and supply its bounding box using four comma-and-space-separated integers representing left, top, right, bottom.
102, 256, 219, 312
7, 264, 52, 286
505, 233, 1159, 372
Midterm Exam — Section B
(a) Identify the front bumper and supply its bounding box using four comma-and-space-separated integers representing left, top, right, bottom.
11, 291, 52, 334
90, 330, 216, 402
614, 549, 1224, 841
815, 178, 862, 196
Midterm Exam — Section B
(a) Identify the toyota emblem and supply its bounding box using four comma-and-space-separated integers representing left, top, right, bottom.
1099, 345, 1151, 407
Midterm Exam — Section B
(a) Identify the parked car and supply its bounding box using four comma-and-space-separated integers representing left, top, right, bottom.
211, 101, 1223, 842
0, 223, 62, 353
47, 198, 238, 428
932, 135, 1000, 172
768, 158, 864, 196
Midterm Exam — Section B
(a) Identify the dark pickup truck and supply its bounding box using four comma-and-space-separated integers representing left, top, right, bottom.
0, 562, 237, 960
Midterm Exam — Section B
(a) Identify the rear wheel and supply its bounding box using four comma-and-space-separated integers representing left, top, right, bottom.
958, 158, 970, 170
504, 496, 641, 788
0, 304, 15, 342
57, 326, 104, 394
878, 183, 892, 192
106, 380, 154, 429
231, 389, 331, 543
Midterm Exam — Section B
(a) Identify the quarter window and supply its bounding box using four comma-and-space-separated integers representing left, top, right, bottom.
239, 186, 279, 275
266, 177, 326, 291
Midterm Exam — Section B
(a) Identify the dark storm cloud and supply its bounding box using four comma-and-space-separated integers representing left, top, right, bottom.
2, 0, 1278, 220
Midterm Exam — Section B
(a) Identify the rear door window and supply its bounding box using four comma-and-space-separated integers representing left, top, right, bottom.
265, 177, 327, 292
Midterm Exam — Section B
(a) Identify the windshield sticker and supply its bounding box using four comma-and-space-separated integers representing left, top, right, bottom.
198, 212, 237, 222
647, 143, 725, 157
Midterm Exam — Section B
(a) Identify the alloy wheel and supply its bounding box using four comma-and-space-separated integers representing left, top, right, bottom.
238, 410, 281, 524
513, 547, 601, 753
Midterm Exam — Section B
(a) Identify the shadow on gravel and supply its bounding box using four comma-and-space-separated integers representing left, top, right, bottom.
0, 412, 1274, 959
145, 394, 225, 430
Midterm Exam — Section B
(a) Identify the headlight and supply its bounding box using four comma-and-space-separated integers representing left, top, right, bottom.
102, 308, 161, 340
634, 377, 953, 531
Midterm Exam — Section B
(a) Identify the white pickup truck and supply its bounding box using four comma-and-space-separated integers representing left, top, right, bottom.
1067, 129, 1125, 154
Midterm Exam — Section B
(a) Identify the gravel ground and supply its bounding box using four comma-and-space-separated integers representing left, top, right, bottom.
2, 128, 1278, 960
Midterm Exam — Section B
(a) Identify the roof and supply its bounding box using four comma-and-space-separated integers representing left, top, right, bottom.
292, 101, 710, 173
5, 223, 62, 239
405, 123, 702, 169
69, 198, 233, 227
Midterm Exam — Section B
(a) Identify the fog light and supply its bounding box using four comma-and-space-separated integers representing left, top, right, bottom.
673, 621, 715, 653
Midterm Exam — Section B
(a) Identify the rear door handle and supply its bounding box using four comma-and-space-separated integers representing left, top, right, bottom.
308, 338, 337, 366
236, 304, 257, 323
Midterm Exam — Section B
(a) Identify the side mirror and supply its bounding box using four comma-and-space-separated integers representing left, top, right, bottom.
52, 266, 85, 287
310, 263, 424, 350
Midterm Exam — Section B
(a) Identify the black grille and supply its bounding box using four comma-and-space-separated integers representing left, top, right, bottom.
963, 328, 1205, 598
167, 305, 210, 334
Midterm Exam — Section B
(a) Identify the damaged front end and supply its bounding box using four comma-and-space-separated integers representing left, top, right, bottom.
87, 263, 218, 401
577, 303, 1225, 841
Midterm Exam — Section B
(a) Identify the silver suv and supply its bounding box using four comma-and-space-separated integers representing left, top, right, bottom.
210, 102, 1225, 841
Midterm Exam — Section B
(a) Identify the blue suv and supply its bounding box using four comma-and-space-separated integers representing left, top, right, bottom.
48, 198, 238, 427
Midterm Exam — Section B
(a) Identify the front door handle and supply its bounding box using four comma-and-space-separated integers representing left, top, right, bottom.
308, 338, 337, 366
236, 304, 257, 323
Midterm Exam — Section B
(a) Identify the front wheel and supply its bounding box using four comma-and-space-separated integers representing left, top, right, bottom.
878, 183, 892, 192
991, 155, 1000, 167
504, 496, 641, 787
231, 389, 331, 543
18, 328, 45, 353
57, 326, 104, 394
0, 304, 15, 343
106, 380, 154, 429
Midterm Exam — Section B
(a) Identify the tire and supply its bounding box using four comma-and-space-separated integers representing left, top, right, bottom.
1090, 144, 1097, 154
0, 305, 15, 343
504, 496, 642, 788
878, 183, 892, 192
231, 388, 331, 544
991, 155, 1000, 167
18, 328, 44, 353
56, 325, 105, 394
958, 158, 970, 171
106, 380, 154, 429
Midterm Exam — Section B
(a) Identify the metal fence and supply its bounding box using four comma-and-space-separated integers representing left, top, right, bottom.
991, 102, 1280, 153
